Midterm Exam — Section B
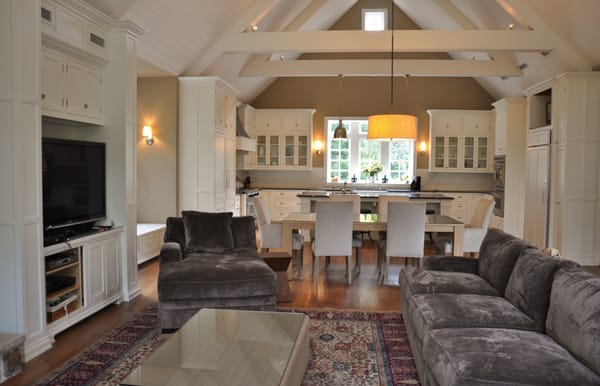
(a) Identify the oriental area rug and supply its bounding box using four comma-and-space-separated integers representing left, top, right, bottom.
37, 305, 420, 386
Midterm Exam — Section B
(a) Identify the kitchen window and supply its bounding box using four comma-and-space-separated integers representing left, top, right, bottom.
325, 118, 415, 184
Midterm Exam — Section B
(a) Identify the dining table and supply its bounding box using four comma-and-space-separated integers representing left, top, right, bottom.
281, 212, 464, 278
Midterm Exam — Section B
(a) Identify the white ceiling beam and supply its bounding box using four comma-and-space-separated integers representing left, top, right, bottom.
497, 0, 591, 70
240, 59, 523, 77
432, 0, 517, 67
183, 0, 282, 75
223, 30, 555, 53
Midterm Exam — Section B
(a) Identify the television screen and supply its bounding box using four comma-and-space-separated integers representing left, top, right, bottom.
42, 138, 106, 230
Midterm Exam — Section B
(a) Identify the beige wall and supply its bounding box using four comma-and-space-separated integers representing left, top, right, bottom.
250, 0, 495, 170
137, 77, 178, 222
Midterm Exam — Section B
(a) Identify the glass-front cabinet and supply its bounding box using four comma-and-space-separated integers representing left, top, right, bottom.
247, 109, 315, 170
428, 110, 493, 173
255, 134, 280, 166
432, 135, 459, 170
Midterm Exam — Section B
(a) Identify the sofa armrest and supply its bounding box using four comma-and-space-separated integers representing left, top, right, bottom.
423, 255, 479, 274
159, 242, 183, 266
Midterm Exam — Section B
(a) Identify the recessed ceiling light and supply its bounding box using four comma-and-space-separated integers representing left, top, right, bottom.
251, 24, 258, 32
508, 23, 514, 30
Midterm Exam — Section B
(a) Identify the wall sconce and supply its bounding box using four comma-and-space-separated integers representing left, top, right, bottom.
142, 125, 154, 145
314, 140, 323, 155
419, 141, 427, 155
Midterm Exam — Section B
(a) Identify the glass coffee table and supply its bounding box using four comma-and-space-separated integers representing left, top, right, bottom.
121, 308, 310, 386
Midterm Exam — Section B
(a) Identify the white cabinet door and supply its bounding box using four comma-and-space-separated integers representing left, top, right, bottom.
41, 48, 64, 113
431, 135, 459, 170
84, 241, 106, 307
104, 236, 121, 298
524, 145, 550, 248
41, 47, 104, 124
84, 234, 122, 307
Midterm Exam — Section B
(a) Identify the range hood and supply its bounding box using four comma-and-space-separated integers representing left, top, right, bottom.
236, 107, 256, 152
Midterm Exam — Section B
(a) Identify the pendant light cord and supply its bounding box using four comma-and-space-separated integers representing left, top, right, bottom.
390, 0, 394, 113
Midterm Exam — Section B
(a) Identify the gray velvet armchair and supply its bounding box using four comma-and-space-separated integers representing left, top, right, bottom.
157, 212, 277, 330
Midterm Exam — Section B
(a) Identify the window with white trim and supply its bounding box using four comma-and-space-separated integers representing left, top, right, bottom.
325, 118, 415, 184
362, 9, 387, 31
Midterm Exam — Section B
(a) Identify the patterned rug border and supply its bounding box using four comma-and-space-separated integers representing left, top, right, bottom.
37, 304, 420, 386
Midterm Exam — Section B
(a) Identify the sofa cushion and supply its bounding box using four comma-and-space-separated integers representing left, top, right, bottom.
181, 211, 234, 253
504, 248, 579, 332
230, 216, 257, 251
547, 268, 600, 375
409, 293, 537, 345
400, 267, 500, 297
477, 228, 530, 295
158, 251, 276, 301
164, 217, 185, 249
424, 327, 600, 386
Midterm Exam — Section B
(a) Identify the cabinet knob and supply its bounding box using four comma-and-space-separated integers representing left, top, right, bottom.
41, 93, 46, 99
84, 104, 88, 109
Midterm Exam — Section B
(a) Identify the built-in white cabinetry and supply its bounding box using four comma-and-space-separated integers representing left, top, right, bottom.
492, 97, 527, 237
178, 77, 238, 213
526, 73, 600, 266
245, 109, 315, 170
41, 47, 104, 124
441, 193, 490, 225
83, 232, 121, 309
41, 0, 109, 61
44, 229, 123, 337
262, 190, 304, 221
428, 110, 494, 173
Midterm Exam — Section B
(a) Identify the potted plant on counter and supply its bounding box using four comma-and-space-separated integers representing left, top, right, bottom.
362, 162, 384, 184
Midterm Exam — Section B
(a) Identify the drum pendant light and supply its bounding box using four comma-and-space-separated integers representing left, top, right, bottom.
367, 1, 417, 141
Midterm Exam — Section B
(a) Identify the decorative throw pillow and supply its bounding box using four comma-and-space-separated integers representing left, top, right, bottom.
230, 216, 257, 251
181, 211, 234, 253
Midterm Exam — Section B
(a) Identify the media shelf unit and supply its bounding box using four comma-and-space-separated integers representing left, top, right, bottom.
45, 248, 83, 323
43, 227, 124, 337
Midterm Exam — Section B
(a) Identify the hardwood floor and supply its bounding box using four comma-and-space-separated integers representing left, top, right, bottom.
6, 242, 599, 385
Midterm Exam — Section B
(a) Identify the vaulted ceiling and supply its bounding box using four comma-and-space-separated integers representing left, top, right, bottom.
84, 0, 599, 102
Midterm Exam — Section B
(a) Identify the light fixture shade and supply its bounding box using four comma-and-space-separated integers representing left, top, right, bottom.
142, 125, 153, 138
367, 114, 417, 141
333, 120, 347, 139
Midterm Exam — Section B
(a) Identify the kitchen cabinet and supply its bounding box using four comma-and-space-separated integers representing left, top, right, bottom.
526, 73, 600, 266
492, 97, 527, 237
41, 47, 104, 124
245, 109, 315, 170
178, 77, 238, 213
428, 110, 494, 173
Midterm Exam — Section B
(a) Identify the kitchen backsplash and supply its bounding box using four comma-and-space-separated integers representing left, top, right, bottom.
239, 168, 494, 192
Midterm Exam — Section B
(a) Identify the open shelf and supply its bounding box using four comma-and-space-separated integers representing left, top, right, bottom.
45, 248, 83, 323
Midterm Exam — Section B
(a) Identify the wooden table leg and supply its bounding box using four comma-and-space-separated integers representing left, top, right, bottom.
452, 225, 464, 256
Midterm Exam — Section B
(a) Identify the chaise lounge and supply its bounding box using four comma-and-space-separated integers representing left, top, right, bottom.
157, 211, 277, 330
401, 228, 600, 385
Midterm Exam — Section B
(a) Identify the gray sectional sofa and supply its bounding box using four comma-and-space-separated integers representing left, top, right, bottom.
401, 228, 600, 386
157, 212, 277, 330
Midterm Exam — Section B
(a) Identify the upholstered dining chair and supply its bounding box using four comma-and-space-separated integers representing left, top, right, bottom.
253, 195, 305, 265
463, 198, 495, 255
376, 195, 410, 275
383, 202, 426, 281
312, 201, 356, 285
326, 194, 362, 271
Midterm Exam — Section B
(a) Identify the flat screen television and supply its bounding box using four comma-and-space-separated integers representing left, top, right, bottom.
42, 138, 106, 234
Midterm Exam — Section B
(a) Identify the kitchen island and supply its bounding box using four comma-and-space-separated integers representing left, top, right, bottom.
297, 190, 454, 215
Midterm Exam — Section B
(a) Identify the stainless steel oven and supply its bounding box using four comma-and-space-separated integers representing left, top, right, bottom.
492, 156, 505, 217
493, 155, 505, 189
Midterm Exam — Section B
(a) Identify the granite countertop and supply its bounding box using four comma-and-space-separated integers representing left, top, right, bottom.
296, 190, 454, 200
